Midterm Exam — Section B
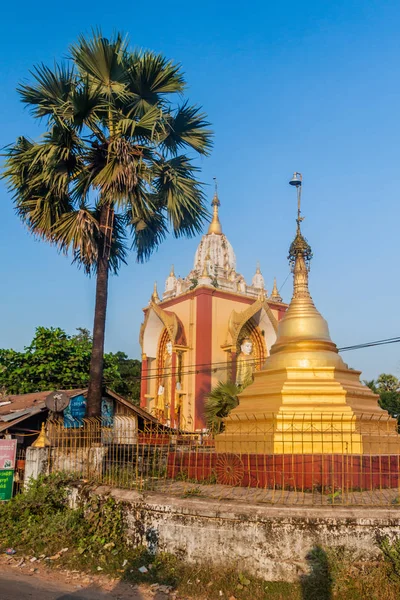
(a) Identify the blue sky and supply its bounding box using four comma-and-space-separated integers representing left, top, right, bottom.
1, 0, 399, 380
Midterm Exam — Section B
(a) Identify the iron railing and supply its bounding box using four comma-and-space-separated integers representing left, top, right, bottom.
43, 413, 400, 507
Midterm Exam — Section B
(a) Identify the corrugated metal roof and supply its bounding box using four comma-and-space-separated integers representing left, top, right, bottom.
0, 387, 158, 431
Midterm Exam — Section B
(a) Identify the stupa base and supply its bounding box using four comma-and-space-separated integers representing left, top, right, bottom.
167, 451, 400, 491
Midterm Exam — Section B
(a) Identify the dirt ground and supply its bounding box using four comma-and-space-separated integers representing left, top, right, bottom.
0, 555, 180, 600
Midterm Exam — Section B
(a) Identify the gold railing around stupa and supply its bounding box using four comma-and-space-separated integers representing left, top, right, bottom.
43, 413, 400, 507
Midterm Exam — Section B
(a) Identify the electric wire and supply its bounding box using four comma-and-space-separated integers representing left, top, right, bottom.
135, 336, 400, 382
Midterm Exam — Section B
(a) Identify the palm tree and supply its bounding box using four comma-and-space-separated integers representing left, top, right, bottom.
204, 380, 240, 433
3, 32, 212, 416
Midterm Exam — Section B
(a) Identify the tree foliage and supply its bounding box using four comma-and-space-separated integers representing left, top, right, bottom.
111, 351, 141, 405
364, 373, 400, 419
2, 30, 212, 416
204, 380, 240, 433
0, 326, 140, 403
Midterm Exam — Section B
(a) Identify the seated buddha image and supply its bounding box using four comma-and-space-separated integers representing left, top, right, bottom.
235, 337, 256, 389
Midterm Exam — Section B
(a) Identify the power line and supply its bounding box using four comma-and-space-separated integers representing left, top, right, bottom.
339, 336, 400, 352
133, 335, 400, 382
139, 336, 400, 378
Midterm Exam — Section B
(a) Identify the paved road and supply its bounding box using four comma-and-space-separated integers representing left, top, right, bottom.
0, 569, 155, 600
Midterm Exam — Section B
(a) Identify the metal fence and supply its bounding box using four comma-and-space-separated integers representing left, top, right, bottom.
45, 413, 400, 507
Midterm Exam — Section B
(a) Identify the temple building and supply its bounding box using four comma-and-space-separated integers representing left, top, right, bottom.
139, 186, 288, 431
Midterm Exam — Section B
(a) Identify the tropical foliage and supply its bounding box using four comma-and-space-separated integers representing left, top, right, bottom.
112, 351, 141, 404
364, 373, 400, 421
3, 31, 212, 415
204, 380, 240, 433
0, 326, 141, 403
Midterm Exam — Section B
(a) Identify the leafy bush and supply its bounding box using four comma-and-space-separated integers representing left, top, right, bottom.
380, 537, 400, 581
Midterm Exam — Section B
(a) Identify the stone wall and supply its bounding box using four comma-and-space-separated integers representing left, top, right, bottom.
24, 446, 400, 582
88, 486, 400, 581
25, 446, 107, 484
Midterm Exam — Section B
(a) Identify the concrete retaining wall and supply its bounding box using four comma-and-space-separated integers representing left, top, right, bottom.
87, 486, 400, 581
24, 446, 400, 581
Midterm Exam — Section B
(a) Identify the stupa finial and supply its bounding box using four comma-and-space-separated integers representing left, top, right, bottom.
170, 264, 175, 277
151, 281, 160, 303
270, 277, 282, 302
208, 177, 222, 235
288, 172, 313, 300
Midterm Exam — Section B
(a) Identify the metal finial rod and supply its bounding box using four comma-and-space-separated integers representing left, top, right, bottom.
213, 176, 218, 196
289, 172, 303, 227
297, 185, 302, 224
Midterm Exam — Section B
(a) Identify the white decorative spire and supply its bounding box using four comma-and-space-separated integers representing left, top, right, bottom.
252, 261, 265, 289
165, 264, 177, 294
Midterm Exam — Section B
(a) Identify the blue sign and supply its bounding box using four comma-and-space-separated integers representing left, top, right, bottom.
64, 394, 87, 428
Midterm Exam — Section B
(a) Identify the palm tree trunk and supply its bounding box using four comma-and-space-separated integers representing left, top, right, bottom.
87, 206, 111, 417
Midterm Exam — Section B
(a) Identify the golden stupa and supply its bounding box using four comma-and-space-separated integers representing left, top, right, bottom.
216, 173, 398, 455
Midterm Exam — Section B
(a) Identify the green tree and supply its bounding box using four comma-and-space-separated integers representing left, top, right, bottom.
0, 327, 123, 395
376, 373, 400, 393
3, 31, 212, 416
204, 380, 241, 433
110, 351, 141, 405
364, 374, 400, 420
364, 379, 378, 394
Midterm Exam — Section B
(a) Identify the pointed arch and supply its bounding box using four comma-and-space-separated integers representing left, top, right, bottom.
140, 301, 186, 358
227, 298, 278, 347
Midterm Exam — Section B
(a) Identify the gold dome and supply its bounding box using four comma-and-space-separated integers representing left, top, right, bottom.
267, 224, 346, 370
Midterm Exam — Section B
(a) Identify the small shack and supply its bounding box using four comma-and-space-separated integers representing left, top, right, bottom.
0, 387, 158, 447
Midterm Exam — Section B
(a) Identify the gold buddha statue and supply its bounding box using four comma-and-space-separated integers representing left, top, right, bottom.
157, 340, 173, 422
235, 337, 255, 389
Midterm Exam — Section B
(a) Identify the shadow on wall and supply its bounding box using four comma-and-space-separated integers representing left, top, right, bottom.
300, 546, 332, 600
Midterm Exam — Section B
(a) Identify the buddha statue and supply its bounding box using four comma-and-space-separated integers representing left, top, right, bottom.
157, 340, 173, 422
235, 337, 255, 389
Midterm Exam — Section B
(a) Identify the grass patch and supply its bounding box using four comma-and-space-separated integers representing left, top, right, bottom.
0, 474, 284, 598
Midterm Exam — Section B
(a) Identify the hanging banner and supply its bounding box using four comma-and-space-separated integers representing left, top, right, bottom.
0, 439, 17, 470
0, 470, 14, 501
64, 394, 87, 428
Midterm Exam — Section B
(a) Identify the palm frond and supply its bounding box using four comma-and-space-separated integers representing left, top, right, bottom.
18, 63, 75, 121
107, 212, 128, 273
92, 137, 142, 200
3, 136, 74, 237
126, 51, 185, 108
152, 155, 209, 237
128, 196, 168, 262
204, 381, 240, 433
51, 206, 100, 269
160, 102, 213, 156
114, 103, 161, 139
70, 31, 130, 99
62, 79, 105, 136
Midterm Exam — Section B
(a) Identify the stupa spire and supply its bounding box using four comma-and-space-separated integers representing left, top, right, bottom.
207, 177, 222, 235
287, 172, 313, 300
151, 281, 160, 303
273, 173, 332, 346
270, 277, 282, 302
